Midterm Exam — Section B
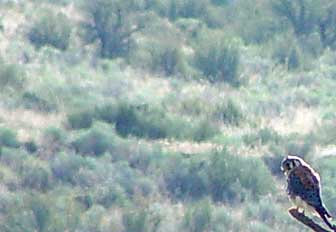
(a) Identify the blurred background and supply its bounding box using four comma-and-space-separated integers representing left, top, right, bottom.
0, 0, 336, 231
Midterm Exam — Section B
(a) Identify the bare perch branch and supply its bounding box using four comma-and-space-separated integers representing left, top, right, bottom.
289, 208, 331, 232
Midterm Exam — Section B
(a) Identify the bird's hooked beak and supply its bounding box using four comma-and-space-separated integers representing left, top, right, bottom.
280, 159, 285, 173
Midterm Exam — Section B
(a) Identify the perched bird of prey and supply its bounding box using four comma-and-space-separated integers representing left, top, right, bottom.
281, 155, 335, 230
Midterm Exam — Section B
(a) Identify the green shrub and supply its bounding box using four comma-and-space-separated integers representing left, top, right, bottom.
208, 148, 275, 202
165, 116, 215, 141
246, 222, 272, 232
164, 154, 209, 199
82, 0, 143, 58
129, 18, 190, 77
150, 0, 209, 20
243, 132, 260, 148
22, 164, 52, 192
75, 194, 93, 210
72, 126, 112, 156
258, 127, 281, 145
21, 91, 57, 112
271, 0, 320, 36
213, 99, 244, 125
313, 121, 336, 145
149, 42, 187, 76
271, 34, 295, 64
122, 209, 148, 232
79, 205, 106, 231
0, 63, 25, 90
0, 148, 27, 176
43, 127, 66, 146
219, 0, 282, 44
114, 103, 140, 137
113, 161, 138, 196
244, 199, 294, 230
40, 127, 67, 156
243, 127, 281, 147
23, 140, 38, 153
211, 0, 229, 5
95, 103, 118, 124
29, 196, 50, 232
194, 31, 241, 86
208, 149, 244, 202
183, 199, 212, 232
95, 184, 128, 208
135, 177, 156, 197
126, 143, 160, 172
0, 193, 37, 232
28, 9, 71, 50
190, 119, 219, 142
174, 0, 210, 20
51, 152, 91, 184
211, 206, 242, 231
67, 109, 94, 130
318, 3, 336, 49
314, 156, 336, 216
271, 35, 307, 70
285, 140, 314, 159
0, 128, 20, 148
130, 107, 168, 139
287, 46, 302, 70
239, 158, 275, 198
114, 103, 169, 139
114, 102, 218, 141
262, 150, 285, 176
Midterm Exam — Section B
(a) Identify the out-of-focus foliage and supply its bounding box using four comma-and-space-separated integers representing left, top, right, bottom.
208, 149, 275, 202
28, 9, 72, 50
194, 29, 241, 86
81, 0, 143, 58
0, 63, 26, 91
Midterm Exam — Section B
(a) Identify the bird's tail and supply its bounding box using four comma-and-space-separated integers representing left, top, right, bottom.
316, 205, 335, 231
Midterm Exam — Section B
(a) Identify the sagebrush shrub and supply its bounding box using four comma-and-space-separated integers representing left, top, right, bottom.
51, 152, 90, 184
194, 31, 241, 86
28, 10, 72, 50
22, 164, 52, 192
0, 128, 20, 148
183, 199, 212, 232
114, 102, 218, 141
21, 91, 57, 112
213, 99, 244, 125
82, 0, 142, 58
164, 154, 209, 199
72, 127, 112, 156
67, 110, 94, 130
122, 209, 148, 232
95, 103, 118, 124
0, 63, 25, 90
208, 148, 274, 202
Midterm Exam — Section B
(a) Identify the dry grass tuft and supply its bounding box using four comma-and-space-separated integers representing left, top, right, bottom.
0, 107, 64, 142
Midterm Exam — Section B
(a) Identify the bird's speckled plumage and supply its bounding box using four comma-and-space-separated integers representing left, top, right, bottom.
281, 155, 334, 230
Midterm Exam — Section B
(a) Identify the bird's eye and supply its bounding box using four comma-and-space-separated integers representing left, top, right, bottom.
286, 163, 290, 170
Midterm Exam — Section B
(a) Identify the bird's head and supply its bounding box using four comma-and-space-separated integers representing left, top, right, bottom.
281, 155, 303, 175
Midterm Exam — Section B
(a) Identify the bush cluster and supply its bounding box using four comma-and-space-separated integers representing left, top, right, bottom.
0, 128, 20, 148
0, 63, 25, 90
163, 148, 275, 202
28, 10, 72, 50
194, 31, 241, 86
68, 102, 219, 141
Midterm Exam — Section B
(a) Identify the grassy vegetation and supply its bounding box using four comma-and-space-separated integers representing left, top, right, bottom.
0, 0, 336, 231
